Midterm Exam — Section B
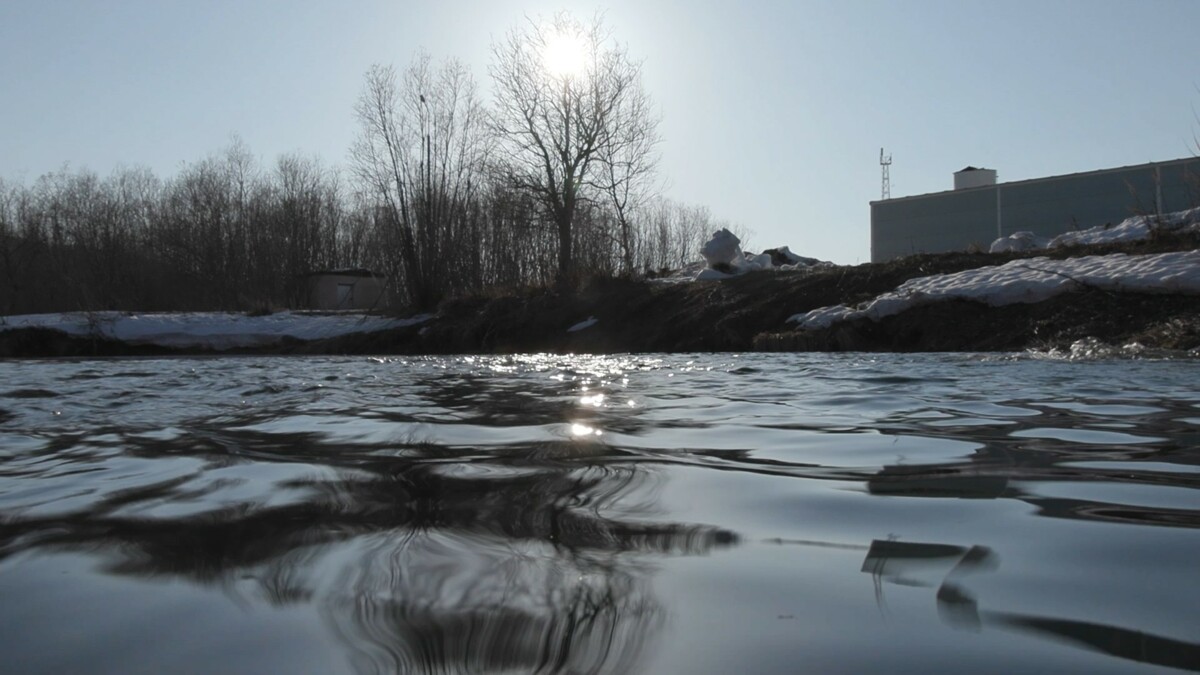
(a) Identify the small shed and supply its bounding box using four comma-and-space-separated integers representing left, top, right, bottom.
953, 166, 998, 190
304, 269, 389, 311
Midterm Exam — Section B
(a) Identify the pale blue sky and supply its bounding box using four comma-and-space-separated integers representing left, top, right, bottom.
2, 0, 1198, 264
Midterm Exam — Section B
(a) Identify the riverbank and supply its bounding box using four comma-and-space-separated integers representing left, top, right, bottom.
2, 230, 1198, 358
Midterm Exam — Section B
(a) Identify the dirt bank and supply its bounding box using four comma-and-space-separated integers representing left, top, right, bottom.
3, 231, 1198, 357
753, 291, 1200, 353
302, 230, 1200, 355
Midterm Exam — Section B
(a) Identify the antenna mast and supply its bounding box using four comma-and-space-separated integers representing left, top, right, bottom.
879, 148, 892, 200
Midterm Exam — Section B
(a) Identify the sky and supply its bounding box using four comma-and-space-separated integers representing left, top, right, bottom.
2, 0, 1199, 265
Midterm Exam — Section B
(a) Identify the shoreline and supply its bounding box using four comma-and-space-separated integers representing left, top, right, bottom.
3, 232, 1198, 359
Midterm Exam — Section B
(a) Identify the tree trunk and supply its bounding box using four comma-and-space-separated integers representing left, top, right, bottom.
619, 214, 634, 274
557, 211, 573, 288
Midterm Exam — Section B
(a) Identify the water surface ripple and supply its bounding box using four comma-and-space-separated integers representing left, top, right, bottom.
1, 353, 1198, 674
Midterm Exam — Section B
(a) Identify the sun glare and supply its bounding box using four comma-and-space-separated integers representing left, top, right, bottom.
543, 31, 587, 78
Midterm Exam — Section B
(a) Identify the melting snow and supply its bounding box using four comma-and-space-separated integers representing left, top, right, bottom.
990, 207, 1200, 252
0, 311, 430, 349
789, 250, 1200, 330
989, 231, 1050, 253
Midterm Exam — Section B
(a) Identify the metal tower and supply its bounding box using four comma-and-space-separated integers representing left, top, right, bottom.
879, 148, 892, 200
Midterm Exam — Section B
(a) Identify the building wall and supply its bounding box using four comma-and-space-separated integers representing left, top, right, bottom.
871, 158, 1200, 262
871, 188, 998, 260
306, 273, 388, 311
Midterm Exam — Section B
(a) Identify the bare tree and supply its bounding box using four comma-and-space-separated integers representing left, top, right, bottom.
490, 12, 656, 285
597, 76, 661, 274
351, 54, 488, 309
0, 178, 25, 313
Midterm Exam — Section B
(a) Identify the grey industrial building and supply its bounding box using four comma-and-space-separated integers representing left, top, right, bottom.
870, 157, 1200, 262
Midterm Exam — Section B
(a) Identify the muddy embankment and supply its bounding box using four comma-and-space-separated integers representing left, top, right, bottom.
3, 231, 1199, 357
302, 231, 1200, 355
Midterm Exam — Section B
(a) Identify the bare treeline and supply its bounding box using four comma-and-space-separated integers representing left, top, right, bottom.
0, 142, 351, 314
0, 14, 746, 315
0, 148, 736, 315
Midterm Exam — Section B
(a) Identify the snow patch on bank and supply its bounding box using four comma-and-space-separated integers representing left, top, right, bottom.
988, 231, 1050, 253
0, 311, 430, 349
567, 316, 598, 333
989, 207, 1200, 252
788, 250, 1200, 330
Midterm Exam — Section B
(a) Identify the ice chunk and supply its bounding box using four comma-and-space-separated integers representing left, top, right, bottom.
700, 228, 743, 267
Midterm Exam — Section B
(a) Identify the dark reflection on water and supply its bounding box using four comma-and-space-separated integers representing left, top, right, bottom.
1, 353, 1199, 673
861, 537, 1200, 671
866, 396, 1200, 529
990, 613, 1200, 671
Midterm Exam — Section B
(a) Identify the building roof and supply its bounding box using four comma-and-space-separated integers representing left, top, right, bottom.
871, 156, 1200, 206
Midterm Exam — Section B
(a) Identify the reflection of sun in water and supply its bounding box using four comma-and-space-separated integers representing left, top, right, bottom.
543, 31, 588, 78
571, 423, 602, 437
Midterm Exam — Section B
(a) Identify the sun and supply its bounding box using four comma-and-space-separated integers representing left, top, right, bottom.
542, 31, 588, 78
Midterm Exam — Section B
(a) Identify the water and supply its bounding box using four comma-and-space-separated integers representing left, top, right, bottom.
1, 353, 1198, 674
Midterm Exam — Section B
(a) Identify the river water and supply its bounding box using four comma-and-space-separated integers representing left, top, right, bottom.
1, 353, 1198, 674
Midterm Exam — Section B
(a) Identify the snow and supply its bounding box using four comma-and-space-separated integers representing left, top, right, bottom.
988, 207, 1200, 252
692, 229, 832, 281
694, 267, 736, 281
788, 250, 1200, 330
567, 316, 598, 333
0, 311, 430, 349
989, 231, 1049, 253
743, 252, 773, 270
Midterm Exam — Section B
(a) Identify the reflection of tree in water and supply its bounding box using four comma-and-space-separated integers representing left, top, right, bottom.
304, 454, 733, 675
0, 362, 738, 674
327, 527, 661, 675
